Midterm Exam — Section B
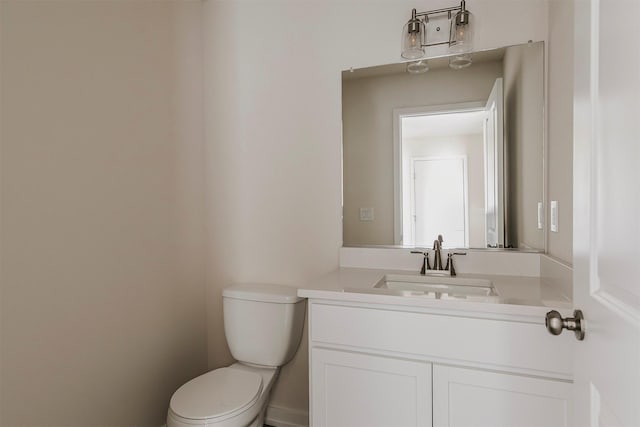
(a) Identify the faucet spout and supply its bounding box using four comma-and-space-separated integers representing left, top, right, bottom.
432, 235, 444, 270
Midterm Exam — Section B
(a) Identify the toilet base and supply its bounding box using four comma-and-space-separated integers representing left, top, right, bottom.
248, 401, 267, 427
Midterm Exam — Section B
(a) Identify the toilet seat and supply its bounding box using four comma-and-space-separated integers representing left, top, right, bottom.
169, 367, 263, 422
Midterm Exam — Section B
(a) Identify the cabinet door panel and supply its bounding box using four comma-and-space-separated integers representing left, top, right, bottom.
311, 348, 432, 427
433, 365, 571, 427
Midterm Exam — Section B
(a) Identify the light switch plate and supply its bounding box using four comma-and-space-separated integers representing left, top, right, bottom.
359, 207, 374, 222
537, 202, 543, 229
550, 201, 558, 232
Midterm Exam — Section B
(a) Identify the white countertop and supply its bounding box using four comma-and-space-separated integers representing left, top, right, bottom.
298, 267, 573, 318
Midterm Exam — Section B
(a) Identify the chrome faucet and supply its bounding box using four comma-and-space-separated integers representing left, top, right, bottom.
410, 250, 431, 275
413, 235, 462, 275
432, 235, 444, 270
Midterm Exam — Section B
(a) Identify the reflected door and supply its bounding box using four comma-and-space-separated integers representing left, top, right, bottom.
484, 78, 504, 248
412, 157, 467, 248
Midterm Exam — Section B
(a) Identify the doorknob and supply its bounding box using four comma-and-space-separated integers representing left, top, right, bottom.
545, 309, 585, 341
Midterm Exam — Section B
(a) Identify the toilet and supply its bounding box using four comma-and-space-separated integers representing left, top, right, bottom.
167, 284, 306, 427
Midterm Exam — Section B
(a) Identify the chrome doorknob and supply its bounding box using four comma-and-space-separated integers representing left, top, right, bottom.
545, 309, 585, 341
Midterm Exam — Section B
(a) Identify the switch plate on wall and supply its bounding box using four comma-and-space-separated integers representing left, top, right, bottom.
550, 201, 558, 232
537, 202, 543, 230
360, 207, 374, 221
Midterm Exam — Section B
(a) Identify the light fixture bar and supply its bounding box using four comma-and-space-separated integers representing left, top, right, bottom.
422, 40, 452, 48
413, 5, 461, 19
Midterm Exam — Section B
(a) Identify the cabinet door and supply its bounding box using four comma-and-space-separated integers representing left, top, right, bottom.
433, 365, 571, 427
311, 348, 432, 427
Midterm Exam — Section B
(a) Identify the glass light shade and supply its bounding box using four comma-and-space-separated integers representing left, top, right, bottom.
449, 53, 472, 69
407, 60, 429, 74
449, 10, 474, 54
401, 19, 425, 59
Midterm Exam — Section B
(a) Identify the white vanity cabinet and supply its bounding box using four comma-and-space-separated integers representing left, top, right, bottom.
432, 365, 571, 427
312, 348, 432, 427
308, 300, 573, 427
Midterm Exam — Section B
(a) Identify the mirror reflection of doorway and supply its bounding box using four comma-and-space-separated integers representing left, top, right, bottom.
412, 157, 467, 247
396, 103, 494, 248
394, 79, 504, 248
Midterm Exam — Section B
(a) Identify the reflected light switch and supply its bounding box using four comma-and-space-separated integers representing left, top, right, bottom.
359, 207, 374, 221
550, 201, 558, 232
537, 202, 543, 230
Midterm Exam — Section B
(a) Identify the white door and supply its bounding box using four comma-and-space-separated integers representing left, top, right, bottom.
413, 157, 467, 248
572, 0, 640, 426
484, 78, 504, 248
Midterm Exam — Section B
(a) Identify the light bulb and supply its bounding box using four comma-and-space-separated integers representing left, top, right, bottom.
410, 32, 419, 47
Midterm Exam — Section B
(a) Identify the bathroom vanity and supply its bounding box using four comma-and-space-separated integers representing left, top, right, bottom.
298, 266, 574, 427
325, 34, 576, 426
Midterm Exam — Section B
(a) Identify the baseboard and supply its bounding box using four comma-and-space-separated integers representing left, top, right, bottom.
265, 404, 309, 427
161, 405, 308, 427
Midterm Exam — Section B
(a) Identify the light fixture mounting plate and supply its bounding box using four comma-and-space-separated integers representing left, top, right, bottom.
425, 14, 450, 46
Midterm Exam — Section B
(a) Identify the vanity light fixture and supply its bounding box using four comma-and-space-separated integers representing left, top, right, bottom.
401, 0, 475, 69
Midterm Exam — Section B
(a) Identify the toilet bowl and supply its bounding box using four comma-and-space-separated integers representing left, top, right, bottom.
167, 363, 278, 427
167, 284, 306, 427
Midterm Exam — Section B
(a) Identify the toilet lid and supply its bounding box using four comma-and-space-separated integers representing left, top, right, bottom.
170, 367, 263, 420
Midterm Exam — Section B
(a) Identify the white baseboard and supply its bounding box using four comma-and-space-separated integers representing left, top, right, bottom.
161, 405, 308, 427
265, 404, 309, 427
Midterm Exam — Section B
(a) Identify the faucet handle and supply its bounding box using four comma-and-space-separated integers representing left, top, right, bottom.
410, 250, 431, 274
445, 252, 466, 276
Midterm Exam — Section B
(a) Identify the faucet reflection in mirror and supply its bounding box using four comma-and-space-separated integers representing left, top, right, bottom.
401, 0, 475, 71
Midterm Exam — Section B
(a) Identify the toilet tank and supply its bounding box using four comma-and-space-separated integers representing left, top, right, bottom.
222, 284, 306, 367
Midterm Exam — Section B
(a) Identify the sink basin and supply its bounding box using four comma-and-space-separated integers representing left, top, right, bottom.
344, 273, 499, 302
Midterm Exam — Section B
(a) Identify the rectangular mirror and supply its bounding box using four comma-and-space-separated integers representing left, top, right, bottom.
342, 41, 544, 251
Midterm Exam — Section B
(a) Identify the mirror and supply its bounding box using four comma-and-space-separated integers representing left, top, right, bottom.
342, 41, 544, 250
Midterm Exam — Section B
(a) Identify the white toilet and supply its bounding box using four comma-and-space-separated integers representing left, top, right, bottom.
167, 284, 306, 427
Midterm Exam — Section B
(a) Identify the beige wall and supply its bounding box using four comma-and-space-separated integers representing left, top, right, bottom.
202, 0, 550, 416
0, 0, 565, 424
547, 0, 574, 264
503, 43, 545, 250
0, 1, 207, 425
342, 62, 502, 246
